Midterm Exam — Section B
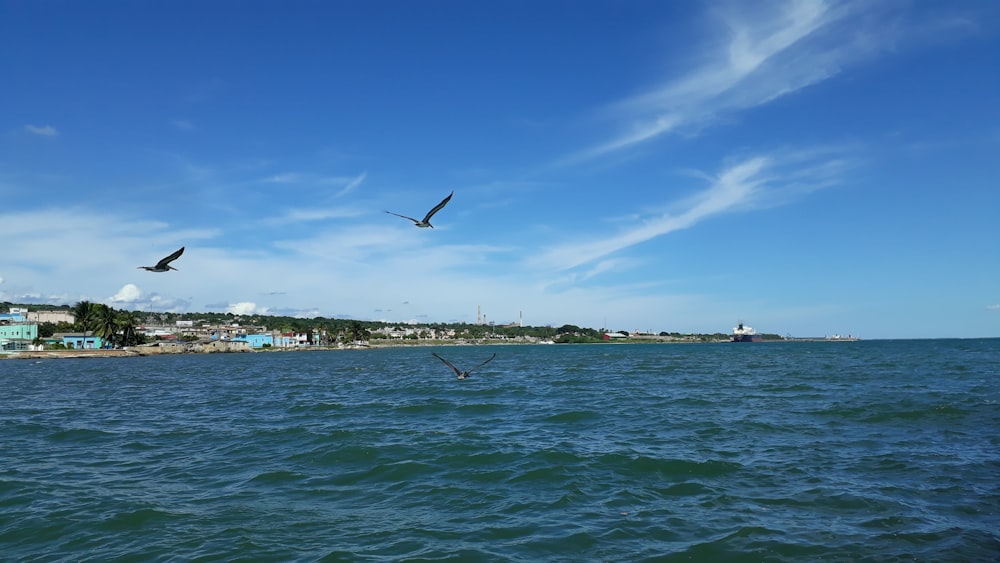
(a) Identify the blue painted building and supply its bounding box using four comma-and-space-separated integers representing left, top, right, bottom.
60, 333, 104, 350
232, 334, 274, 348
0, 322, 38, 351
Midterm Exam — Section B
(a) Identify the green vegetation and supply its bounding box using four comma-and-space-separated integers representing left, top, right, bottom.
71, 301, 147, 348
343, 320, 371, 344
37, 322, 58, 338
5, 301, 786, 345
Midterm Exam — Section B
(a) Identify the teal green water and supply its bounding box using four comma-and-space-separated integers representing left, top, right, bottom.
2, 340, 998, 561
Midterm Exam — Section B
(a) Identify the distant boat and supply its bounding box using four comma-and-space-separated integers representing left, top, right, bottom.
827, 334, 860, 341
731, 321, 763, 342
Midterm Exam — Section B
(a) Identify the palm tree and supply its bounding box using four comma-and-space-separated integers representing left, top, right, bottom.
72, 300, 97, 333
95, 304, 119, 348
344, 321, 370, 345
71, 300, 100, 349
117, 310, 143, 347
344, 321, 359, 344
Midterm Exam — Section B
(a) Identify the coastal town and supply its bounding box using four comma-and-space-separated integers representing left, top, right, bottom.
1, 303, 858, 358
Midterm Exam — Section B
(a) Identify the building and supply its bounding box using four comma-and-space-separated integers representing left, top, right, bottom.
26, 310, 76, 324
0, 322, 38, 351
232, 334, 274, 348
56, 332, 104, 349
0, 311, 27, 324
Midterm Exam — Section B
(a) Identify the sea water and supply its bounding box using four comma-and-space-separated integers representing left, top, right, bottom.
2, 340, 998, 561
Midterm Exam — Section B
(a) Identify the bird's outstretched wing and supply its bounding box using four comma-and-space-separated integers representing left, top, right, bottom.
385, 211, 420, 224
467, 353, 497, 375
139, 246, 184, 272
432, 352, 462, 377
422, 191, 453, 222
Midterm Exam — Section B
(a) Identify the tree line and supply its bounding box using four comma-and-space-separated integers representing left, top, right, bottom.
39, 301, 147, 348
10, 301, 776, 345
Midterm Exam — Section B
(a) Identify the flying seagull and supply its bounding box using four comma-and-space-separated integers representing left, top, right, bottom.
385, 191, 453, 228
138, 246, 184, 272
432, 352, 496, 380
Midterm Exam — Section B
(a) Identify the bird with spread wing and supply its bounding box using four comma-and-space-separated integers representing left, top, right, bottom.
432, 352, 496, 379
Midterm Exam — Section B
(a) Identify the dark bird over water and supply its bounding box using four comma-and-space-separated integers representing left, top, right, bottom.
138, 246, 184, 272
432, 352, 496, 380
385, 191, 453, 228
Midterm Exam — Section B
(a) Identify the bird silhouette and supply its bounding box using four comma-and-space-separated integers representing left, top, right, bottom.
432, 352, 496, 379
385, 191, 453, 228
138, 246, 184, 272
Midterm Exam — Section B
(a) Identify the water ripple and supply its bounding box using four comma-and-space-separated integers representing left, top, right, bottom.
2, 340, 999, 561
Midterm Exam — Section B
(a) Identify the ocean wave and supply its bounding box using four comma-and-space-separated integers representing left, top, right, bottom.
2, 341, 997, 561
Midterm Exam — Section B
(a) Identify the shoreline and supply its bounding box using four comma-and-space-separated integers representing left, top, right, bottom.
1, 337, 865, 360
2, 349, 142, 359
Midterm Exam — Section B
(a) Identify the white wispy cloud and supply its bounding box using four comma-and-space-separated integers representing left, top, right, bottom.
227, 302, 269, 315
564, 115, 683, 165
987, 304, 1000, 311
24, 124, 59, 137
531, 156, 765, 271
259, 172, 368, 199
257, 171, 369, 224
0, 198, 837, 333
260, 171, 367, 191
0, 206, 218, 311
262, 172, 303, 184
563, 0, 901, 163
260, 207, 365, 225
532, 148, 848, 272
336, 171, 367, 197
106, 284, 192, 314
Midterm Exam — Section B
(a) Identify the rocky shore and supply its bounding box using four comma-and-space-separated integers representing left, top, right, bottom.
3, 339, 254, 359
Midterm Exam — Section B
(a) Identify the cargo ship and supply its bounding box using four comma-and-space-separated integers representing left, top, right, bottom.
731, 321, 763, 342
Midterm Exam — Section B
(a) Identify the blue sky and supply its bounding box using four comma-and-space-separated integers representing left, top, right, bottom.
2, 0, 998, 339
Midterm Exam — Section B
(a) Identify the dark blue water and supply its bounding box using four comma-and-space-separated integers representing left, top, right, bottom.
2, 340, 998, 561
